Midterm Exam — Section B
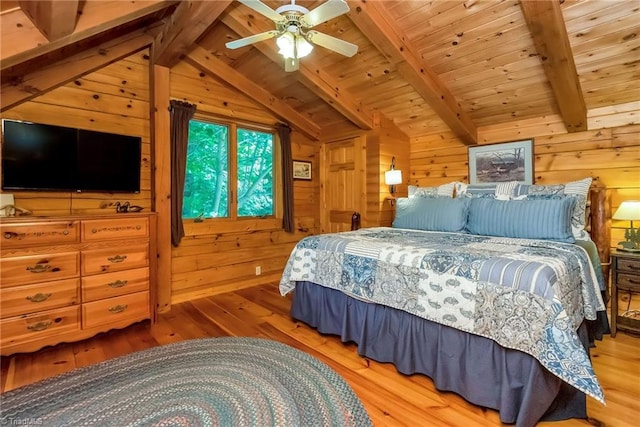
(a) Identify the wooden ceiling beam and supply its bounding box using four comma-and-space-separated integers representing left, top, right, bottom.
19, 0, 80, 41
346, 0, 477, 145
520, 0, 587, 132
221, 8, 374, 130
186, 45, 321, 141
1, 27, 156, 112
154, 0, 232, 68
1, 1, 177, 71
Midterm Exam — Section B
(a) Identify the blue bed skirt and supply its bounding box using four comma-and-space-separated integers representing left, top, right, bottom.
291, 281, 594, 427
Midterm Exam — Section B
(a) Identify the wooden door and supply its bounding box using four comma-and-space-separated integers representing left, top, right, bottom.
320, 137, 366, 233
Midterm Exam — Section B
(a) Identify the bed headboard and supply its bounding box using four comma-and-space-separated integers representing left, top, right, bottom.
588, 187, 611, 283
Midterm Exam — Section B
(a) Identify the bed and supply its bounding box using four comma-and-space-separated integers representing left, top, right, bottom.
279, 179, 610, 427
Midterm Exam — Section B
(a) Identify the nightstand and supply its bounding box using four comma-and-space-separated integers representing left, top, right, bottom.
610, 250, 640, 337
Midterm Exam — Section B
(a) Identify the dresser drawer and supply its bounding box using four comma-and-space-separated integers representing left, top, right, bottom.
1, 221, 79, 248
617, 257, 640, 273
1, 306, 80, 347
82, 267, 149, 302
0, 252, 80, 287
1, 278, 80, 318
82, 291, 149, 329
81, 244, 149, 275
81, 217, 149, 242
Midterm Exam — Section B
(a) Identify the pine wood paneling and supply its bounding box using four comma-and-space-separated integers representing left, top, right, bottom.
411, 121, 640, 317
168, 64, 321, 302
412, 123, 640, 239
1, 51, 152, 217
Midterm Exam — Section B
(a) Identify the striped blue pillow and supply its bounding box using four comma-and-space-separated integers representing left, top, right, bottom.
512, 177, 592, 240
393, 197, 471, 232
466, 197, 576, 242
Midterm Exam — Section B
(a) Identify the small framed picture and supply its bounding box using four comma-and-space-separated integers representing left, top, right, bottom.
293, 160, 312, 180
468, 139, 534, 185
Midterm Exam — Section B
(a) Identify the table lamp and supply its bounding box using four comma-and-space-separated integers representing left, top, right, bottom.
613, 200, 640, 252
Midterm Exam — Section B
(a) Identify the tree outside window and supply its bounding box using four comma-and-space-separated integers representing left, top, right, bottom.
183, 119, 275, 220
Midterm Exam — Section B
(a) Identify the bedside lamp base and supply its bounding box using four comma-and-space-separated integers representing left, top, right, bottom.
617, 246, 640, 253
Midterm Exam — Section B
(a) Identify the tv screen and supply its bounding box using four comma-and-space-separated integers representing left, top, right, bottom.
2, 120, 141, 193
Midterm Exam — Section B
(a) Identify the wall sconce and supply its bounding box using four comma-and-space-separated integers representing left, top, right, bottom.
613, 200, 640, 252
384, 156, 402, 207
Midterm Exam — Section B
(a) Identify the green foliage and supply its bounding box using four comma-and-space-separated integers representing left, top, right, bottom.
237, 129, 273, 217
183, 121, 228, 218
623, 227, 640, 248
182, 120, 274, 219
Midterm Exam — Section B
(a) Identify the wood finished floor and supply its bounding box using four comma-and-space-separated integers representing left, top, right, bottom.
2, 283, 639, 426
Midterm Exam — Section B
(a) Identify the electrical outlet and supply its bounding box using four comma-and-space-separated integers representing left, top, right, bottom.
255, 266, 261, 276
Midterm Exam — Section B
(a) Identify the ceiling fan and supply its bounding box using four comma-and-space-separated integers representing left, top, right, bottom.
226, 0, 358, 72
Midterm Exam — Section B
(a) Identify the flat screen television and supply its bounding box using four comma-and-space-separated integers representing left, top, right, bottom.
1, 119, 141, 193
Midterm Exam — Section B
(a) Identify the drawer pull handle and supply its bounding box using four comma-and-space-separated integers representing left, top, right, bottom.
27, 263, 51, 273
26, 293, 52, 303
629, 265, 640, 270
4, 231, 18, 239
108, 280, 128, 288
629, 279, 640, 285
107, 255, 127, 263
109, 304, 128, 314
27, 321, 53, 332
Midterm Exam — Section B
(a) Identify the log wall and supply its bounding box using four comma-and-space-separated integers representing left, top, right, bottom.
1, 50, 152, 216
168, 61, 320, 303
410, 118, 640, 318
2, 52, 637, 316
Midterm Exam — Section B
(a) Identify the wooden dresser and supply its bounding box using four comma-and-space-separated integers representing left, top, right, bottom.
0, 213, 156, 355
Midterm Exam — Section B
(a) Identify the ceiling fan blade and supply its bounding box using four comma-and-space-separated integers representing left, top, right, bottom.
300, 0, 350, 28
284, 57, 299, 72
225, 30, 279, 49
306, 30, 358, 57
237, 0, 286, 24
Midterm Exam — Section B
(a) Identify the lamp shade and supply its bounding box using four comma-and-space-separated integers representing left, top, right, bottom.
613, 200, 640, 220
277, 32, 313, 59
385, 169, 402, 186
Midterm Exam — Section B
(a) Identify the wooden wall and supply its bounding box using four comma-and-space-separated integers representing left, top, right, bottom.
370, 120, 410, 228
168, 61, 320, 304
2, 49, 637, 316
0, 52, 321, 306
410, 121, 640, 246
409, 117, 640, 317
1, 50, 152, 216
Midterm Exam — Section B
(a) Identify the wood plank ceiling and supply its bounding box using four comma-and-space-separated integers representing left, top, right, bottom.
1, 0, 638, 143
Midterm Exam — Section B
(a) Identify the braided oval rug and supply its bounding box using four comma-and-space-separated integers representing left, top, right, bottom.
1, 337, 372, 427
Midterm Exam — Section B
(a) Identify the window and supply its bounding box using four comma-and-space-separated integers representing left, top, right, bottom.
183, 118, 278, 223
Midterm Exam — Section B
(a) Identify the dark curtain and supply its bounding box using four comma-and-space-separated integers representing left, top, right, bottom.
170, 100, 197, 246
278, 124, 294, 233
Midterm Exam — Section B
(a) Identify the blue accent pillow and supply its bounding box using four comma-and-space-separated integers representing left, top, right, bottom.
466, 197, 576, 242
393, 197, 471, 232
512, 177, 592, 240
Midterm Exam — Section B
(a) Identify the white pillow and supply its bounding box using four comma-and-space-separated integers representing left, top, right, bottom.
455, 181, 519, 200
408, 181, 457, 198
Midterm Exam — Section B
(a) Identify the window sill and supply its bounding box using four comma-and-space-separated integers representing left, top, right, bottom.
183, 217, 283, 235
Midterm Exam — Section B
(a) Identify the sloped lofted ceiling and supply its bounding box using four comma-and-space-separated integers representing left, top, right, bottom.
1, 0, 638, 144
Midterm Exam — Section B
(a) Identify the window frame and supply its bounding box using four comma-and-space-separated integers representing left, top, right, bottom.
182, 114, 283, 234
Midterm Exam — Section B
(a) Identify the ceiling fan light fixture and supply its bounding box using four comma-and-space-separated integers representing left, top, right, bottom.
229, 0, 355, 72
296, 36, 313, 58
277, 32, 313, 59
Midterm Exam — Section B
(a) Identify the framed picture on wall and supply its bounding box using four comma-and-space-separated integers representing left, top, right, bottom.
293, 160, 312, 180
468, 139, 534, 184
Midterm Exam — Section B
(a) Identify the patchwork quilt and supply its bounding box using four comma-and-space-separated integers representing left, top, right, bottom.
279, 227, 606, 403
